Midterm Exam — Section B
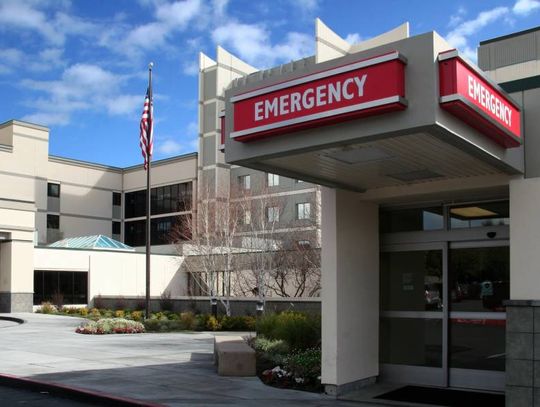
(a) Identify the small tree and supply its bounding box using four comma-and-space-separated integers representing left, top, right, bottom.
171, 184, 241, 316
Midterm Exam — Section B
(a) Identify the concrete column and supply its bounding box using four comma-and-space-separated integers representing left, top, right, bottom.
0, 240, 34, 313
321, 187, 379, 396
506, 177, 540, 406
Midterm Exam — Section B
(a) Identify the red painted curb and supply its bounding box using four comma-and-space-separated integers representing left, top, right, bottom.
0, 373, 165, 407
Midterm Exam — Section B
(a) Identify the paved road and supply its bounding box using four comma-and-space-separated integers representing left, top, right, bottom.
0, 313, 382, 406
0, 384, 98, 406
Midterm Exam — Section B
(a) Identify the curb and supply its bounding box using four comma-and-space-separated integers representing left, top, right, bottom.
0, 373, 165, 406
0, 316, 25, 324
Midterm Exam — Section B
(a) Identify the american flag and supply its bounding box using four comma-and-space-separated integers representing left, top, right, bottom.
139, 88, 153, 169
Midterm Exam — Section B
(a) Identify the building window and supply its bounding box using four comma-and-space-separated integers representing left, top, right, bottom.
297, 240, 311, 249
124, 214, 191, 246
243, 210, 251, 225
47, 183, 60, 198
267, 173, 279, 187
47, 214, 60, 229
125, 182, 192, 219
380, 206, 444, 233
238, 175, 251, 190
296, 202, 311, 220
266, 206, 279, 223
449, 201, 509, 229
33, 271, 88, 305
112, 221, 121, 235
112, 192, 121, 206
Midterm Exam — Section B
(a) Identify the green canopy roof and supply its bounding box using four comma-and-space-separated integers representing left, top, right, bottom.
47, 235, 135, 251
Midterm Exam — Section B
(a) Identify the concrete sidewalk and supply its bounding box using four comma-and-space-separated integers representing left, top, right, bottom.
0, 313, 380, 406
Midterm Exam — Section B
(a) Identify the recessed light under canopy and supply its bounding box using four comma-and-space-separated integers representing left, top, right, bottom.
450, 207, 498, 219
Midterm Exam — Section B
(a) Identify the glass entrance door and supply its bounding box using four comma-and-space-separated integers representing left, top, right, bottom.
379, 243, 446, 386
448, 242, 509, 391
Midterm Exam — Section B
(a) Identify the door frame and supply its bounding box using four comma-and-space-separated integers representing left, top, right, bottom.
380, 224, 509, 391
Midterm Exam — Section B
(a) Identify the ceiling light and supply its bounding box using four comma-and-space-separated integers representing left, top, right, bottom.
450, 207, 498, 218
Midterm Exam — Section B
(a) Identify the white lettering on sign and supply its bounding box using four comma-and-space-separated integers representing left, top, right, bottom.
467, 75, 512, 126
254, 74, 368, 121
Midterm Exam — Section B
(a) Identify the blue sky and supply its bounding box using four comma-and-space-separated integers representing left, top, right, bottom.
0, 0, 538, 167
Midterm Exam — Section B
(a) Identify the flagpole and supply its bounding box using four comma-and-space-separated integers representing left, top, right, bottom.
145, 62, 153, 320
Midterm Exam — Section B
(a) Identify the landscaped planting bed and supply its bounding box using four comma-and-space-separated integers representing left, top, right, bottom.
36, 302, 257, 333
76, 318, 145, 334
252, 311, 322, 392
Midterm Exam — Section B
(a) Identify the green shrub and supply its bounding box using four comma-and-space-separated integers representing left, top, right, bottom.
40, 302, 57, 314
253, 337, 289, 364
114, 310, 125, 318
180, 312, 196, 330
131, 310, 143, 321
143, 319, 188, 332
80, 307, 88, 317
220, 315, 256, 331
284, 347, 321, 383
256, 312, 321, 351
206, 315, 221, 331
89, 308, 101, 319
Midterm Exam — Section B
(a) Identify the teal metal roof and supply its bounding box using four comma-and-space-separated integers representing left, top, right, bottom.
48, 235, 135, 251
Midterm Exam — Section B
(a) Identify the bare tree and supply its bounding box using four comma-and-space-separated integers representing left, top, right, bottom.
171, 183, 241, 316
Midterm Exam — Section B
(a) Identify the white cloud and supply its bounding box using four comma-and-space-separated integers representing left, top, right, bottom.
294, 0, 319, 12
157, 139, 183, 155
445, 0, 540, 63
0, 0, 98, 46
182, 60, 199, 76
156, 122, 199, 156
448, 6, 467, 27
513, 0, 540, 15
446, 6, 508, 49
21, 63, 142, 125
345, 33, 362, 44
21, 112, 70, 126
0, 47, 64, 75
212, 22, 313, 68
106, 95, 142, 116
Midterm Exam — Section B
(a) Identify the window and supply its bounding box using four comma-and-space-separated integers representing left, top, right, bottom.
34, 271, 88, 305
243, 210, 251, 225
112, 192, 121, 206
297, 240, 311, 248
124, 214, 191, 246
449, 201, 509, 229
267, 173, 279, 187
296, 202, 311, 220
47, 214, 59, 229
238, 175, 251, 190
112, 221, 121, 235
125, 182, 192, 218
47, 183, 60, 198
266, 206, 279, 223
380, 206, 444, 233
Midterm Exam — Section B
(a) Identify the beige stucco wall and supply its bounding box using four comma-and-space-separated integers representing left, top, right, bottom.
510, 176, 540, 300
123, 156, 197, 192
34, 247, 187, 301
321, 188, 379, 389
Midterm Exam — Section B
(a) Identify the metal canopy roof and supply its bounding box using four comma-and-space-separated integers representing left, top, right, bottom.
48, 235, 135, 251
